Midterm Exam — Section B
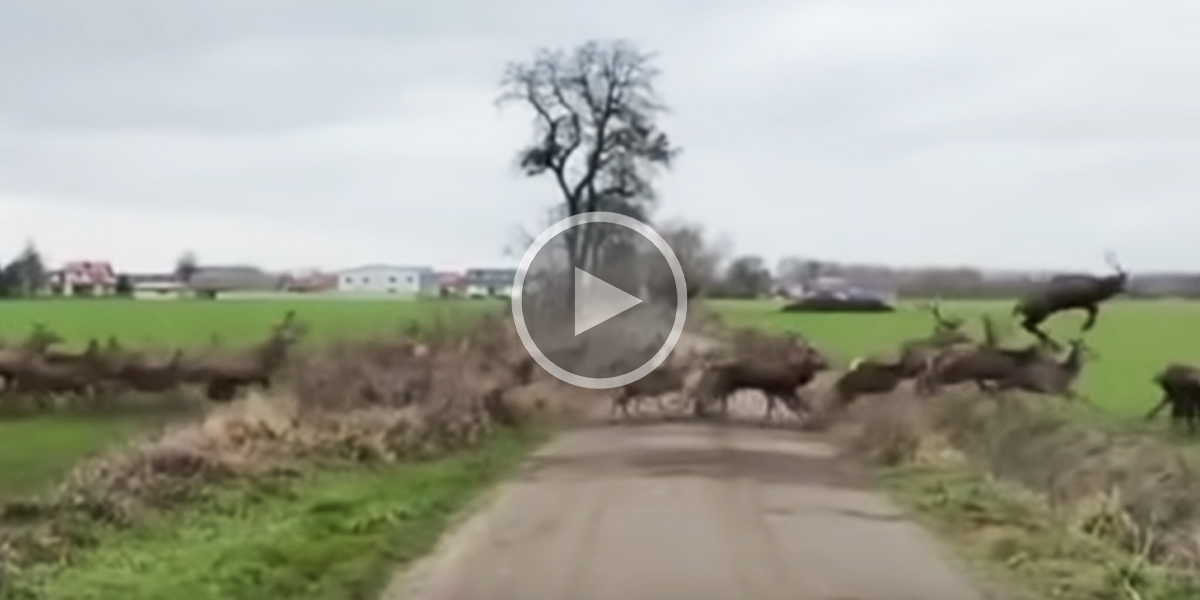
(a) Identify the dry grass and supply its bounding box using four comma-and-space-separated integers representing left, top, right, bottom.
841, 386, 1200, 597
0, 314, 597, 591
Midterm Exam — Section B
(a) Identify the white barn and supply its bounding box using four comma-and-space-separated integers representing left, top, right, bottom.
337, 265, 433, 295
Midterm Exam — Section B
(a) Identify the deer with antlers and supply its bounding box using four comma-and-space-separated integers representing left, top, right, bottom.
916, 315, 1056, 396
1013, 251, 1128, 349
185, 311, 308, 402
0, 325, 66, 390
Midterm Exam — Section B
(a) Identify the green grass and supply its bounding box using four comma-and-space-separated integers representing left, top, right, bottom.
0, 413, 171, 499
0, 298, 501, 499
709, 298, 1200, 419
0, 298, 503, 348
14, 428, 545, 600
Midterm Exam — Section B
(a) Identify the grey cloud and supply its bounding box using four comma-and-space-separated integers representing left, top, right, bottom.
2, 0, 1198, 272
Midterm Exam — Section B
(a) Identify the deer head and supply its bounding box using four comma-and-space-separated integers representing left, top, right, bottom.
23, 323, 64, 353
1103, 249, 1129, 290
1060, 339, 1097, 373
927, 299, 963, 333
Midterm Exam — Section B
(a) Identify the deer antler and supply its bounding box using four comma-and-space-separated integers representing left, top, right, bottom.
1104, 249, 1124, 275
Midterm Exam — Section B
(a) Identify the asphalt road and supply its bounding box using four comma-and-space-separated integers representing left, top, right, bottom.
385, 420, 990, 600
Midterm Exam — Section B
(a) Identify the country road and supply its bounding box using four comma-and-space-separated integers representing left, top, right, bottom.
385, 420, 993, 600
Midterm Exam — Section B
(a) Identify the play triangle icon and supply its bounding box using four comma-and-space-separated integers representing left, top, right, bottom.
574, 267, 643, 336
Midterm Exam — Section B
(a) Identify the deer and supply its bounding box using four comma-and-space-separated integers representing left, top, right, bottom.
1013, 251, 1128, 349
992, 338, 1095, 402
833, 357, 909, 406
0, 325, 66, 390
891, 300, 975, 379
693, 341, 830, 421
111, 349, 186, 393
609, 364, 690, 419
916, 316, 1054, 396
186, 311, 306, 402
40, 338, 124, 382
1144, 363, 1200, 433
6, 342, 106, 405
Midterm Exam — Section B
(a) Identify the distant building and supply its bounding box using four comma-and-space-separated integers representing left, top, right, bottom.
189, 266, 282, 299
337, 265, 435, 295
283, 270, 338, 293
434, 271, 467, 297
127, 273, 186, 300
46, 260, 118, 296
464, 268, 517, 298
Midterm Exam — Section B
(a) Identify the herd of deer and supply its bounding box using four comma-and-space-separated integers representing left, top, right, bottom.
612, 252, 1200, 434
611, 301, 1096, 422
2, 251, 1198, 435
0, 311, 306, 406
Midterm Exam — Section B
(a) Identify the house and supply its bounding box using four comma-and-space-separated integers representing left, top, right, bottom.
46, 261, 118, 296
283, 270, 338, 293
188, 266, 282, 299
128, 273, 186, 300
434, 271, 467, 297
337, 265, 435, 295
464, 268, 517, 298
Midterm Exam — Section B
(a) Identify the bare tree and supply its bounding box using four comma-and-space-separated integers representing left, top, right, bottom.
175, 251, 199, 283
1, 241, 46, 297
776, 257, 805, 293
658, 220, 724, 298
718, 256, 773, 299
499, 39, 680, 270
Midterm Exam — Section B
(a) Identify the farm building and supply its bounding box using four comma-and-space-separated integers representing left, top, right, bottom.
337, 265, 435, 295
434, 271, 467, 297
282, 270, 338, 293
128, 273, 186, 299
188, 266, 282, 299
45, 261, 118, 296
464, 268, 517, 298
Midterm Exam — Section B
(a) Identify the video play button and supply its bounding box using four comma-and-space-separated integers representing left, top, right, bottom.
512, 212, 688, 389
574, 267, 643, 336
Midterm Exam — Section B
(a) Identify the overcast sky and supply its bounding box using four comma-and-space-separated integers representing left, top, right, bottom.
1, 0, 1197, 273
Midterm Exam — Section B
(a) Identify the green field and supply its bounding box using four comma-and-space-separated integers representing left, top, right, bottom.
710, 298, 1200, 419
0, 298, 503, 498
15, 428, 545, 600
0, 298, 503, 348
1, 295, 1196, 498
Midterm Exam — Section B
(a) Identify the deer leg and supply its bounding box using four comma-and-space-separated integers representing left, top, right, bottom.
975, 380, 998, 395
1081, 305, 1099, 331
1186, 397, 1200, 434
1021, 315, 1061, 351
1146, 394, 1172, 420
784, 391, 810, 418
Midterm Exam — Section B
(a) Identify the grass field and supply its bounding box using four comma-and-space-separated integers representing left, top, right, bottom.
709, 298, 1200, 419
13, 428, 545, 600
0, 413, 171, 498
0, 298, 504, 349
2, 295, 1196, 498
0, 298, 503, 499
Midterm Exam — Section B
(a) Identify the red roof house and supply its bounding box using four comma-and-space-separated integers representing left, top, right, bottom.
47, 261, 118, 296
